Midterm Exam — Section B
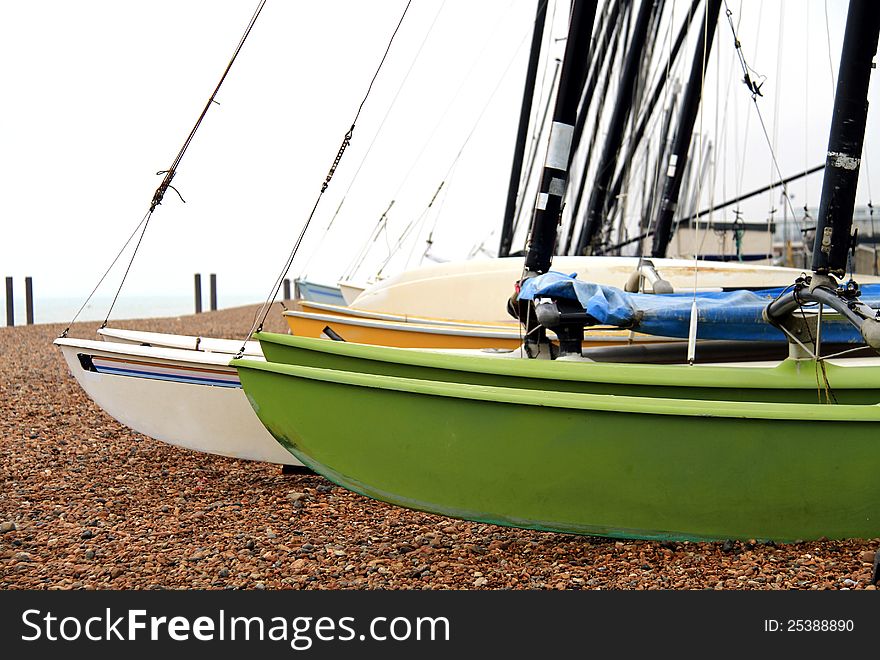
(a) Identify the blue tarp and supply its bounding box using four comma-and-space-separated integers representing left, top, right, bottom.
518, 271, 880, 343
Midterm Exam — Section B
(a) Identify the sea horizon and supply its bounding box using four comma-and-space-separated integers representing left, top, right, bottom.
2, 293, 261, 327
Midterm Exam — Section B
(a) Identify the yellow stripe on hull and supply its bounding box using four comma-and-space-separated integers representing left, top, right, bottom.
286, 314, 525, 349
285, 311, 660, 350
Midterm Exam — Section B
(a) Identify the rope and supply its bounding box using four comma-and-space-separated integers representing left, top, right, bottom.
240, 0, 413, 350
60, 0, 266, 335
152, 0, 267, 212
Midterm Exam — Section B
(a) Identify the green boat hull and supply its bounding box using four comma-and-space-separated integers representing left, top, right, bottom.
234, 359, 880, 542
256, 332, 880, 404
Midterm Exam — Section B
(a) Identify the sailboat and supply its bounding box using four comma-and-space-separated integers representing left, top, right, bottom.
234, 0, 880, 541
54, 0, 830, 468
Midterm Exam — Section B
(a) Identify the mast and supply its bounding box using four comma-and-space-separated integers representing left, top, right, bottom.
521, 0, 599, 277
595, 0, 703, 246
649, 0, 722, 258
573, 0, 658, 256
561, 5, 630, 253
510, 59, 562, 245
638, 87, 678, 252
568, 0, 627, 161
811, 0, 879, 276
765, 0, 880, 352
498, 0, 549, 258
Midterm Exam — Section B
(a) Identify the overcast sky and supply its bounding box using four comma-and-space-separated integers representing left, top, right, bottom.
1, 0, 876, 310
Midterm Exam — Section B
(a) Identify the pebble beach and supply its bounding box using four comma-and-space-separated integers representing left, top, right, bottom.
1, 305, 878, 591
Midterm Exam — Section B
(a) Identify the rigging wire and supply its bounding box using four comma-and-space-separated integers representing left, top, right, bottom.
824, 0, 837, 94
414, 173, 454, 267
803, 2, 811, 231
368, 6, 545, 282
339, 0, 519, 284
732, 0, 762, 210
637, 0, 679, 262
689, 0, 714, 362
723, 1, 803, 239
347, 0, 545, 284
241, 0, 413, 346
58, 212, 149, 337
58, 0, 267, 337
297, 0, 448, 280
769, 0, 785, 249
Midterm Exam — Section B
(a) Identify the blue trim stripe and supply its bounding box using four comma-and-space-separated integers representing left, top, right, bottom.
91, 356, 241, 388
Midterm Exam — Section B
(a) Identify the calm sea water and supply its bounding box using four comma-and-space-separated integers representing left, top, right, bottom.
3, 294, 259, 326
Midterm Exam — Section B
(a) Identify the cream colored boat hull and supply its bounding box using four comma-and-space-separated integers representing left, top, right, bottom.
349, 256, 880, 323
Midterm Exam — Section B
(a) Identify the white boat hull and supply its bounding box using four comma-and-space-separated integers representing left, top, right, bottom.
55, 337, 300, 466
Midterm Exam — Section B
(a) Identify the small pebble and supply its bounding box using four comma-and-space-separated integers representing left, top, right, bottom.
2, 306, 875, 592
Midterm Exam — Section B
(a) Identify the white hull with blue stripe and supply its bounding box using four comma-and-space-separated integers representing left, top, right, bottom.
54, 337, 300, 466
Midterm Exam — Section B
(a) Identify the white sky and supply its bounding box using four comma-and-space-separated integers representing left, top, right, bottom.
1, 0, 877, 307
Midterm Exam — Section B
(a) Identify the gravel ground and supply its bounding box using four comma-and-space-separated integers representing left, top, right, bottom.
1, 305, 878, 590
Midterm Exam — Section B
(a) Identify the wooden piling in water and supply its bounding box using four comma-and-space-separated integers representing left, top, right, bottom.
25, 277, 33, 325
194, 274, 202, 314
5, 277, 12, 327
210, 273, 217, 311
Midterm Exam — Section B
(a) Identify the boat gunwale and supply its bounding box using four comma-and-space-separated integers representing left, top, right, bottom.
283, 310, 537, 337
255, 331, 880, 390
297, 301, 521, 328
55, 337, 250, 369
233, 357, 880, 421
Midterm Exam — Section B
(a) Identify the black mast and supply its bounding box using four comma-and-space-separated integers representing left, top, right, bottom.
561, 5, 630, 253
573, 0, 657, 256
649, 0, 722, 258
765, 0, 880, 352
498, 0, 549, 258
596, 0, 703, 246
811, 0, 879, 276
568, 0, 627, 160
521, 0, 599, 277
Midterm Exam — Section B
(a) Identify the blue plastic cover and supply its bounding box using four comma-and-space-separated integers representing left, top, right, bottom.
518, 271, 880, 343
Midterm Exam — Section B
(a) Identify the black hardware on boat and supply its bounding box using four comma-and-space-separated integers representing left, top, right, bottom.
322, 326, 347, 342
511, 0, 599, 356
